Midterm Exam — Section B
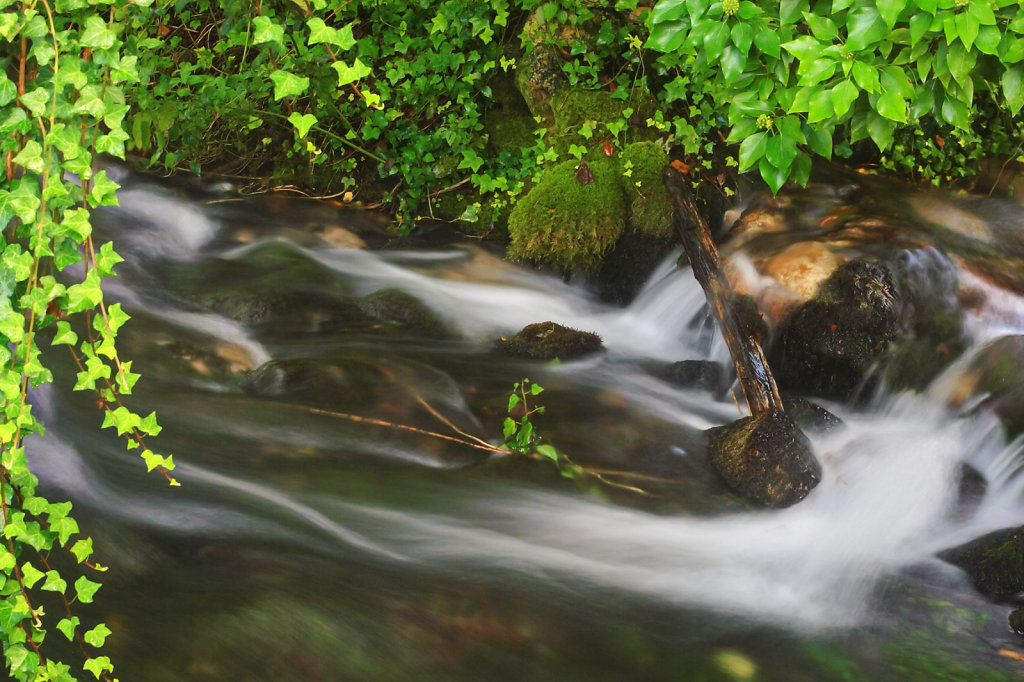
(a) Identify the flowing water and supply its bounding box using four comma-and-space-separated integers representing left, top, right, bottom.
25, 171, 1024, 680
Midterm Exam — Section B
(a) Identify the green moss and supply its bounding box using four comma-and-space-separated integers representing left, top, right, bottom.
507, 156, 626, 274
618, 141, 674, 239
497, 321, 604, 360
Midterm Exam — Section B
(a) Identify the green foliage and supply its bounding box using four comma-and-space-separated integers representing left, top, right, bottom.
647, 0, 1024, 191
1, 0, 174, 679
122, 0, 517, 226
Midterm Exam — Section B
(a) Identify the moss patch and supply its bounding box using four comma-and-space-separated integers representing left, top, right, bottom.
497, 321, 604, 360
618, 141, 674, 239
507, 156, 626, 274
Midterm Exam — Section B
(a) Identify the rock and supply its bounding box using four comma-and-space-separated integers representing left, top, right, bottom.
497, 321, 604, 360
780, 394, 843, 433
705, 409, 821, 508
953, 463, 987, 520
1010, 608, 1024, 636
659, 360, 726, 394
508, 157, 627, 274
939, 526, 1024, 601
353, 289, 451, 338
772, 260, 903, 400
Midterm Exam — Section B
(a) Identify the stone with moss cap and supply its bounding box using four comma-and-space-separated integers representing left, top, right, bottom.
508, 156, 627, 274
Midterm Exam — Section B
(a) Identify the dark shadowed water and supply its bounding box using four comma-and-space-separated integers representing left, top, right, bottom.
24, 170, 1024, 680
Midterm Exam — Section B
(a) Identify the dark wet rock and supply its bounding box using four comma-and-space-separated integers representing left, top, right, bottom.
497, 321, 604, 360
353, 289, 451, 338
705, 409, 821, 508
772, 260, 903, 400
780, 394, 843, 433
659, 360, 726, 393
953, 464, 987, 520
596, 229, 677, 304
1010, 608, 1024, 636
939, 526, 1024, 601
244, 358, 349, 398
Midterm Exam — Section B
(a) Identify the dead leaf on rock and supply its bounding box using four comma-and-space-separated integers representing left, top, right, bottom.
574, 160, 595, 186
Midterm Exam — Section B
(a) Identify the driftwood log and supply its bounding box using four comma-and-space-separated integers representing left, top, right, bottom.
664, 168, 821, 507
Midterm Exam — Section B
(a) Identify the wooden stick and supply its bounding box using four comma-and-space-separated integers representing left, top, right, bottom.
664, 167, 783, 416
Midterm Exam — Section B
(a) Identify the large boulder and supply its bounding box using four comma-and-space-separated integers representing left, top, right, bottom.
705, 409, 821, 508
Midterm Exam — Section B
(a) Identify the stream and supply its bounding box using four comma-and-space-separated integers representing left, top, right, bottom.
24, 169, 1024, 681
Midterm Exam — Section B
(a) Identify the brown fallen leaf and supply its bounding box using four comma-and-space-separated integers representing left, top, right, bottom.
997, 648, 1024, 661
574, 159, 595, 185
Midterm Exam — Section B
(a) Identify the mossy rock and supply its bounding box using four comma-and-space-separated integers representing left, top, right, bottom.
705, 409, 821, 508
618, 141, 674, 239
514, 44, 566, 125
939, 526, 1024, 601
657, 360, 726, 394
507, 157, 626, 274
497, 321, 604, 360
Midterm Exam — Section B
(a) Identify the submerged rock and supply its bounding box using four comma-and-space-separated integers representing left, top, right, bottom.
705, 409, 821, 508
658, 360, 727, 394
949, 335, 1024, 440
353, 289, 451, 338
939, 526, 1024, 601
1010, 608, 1024, 636
497, 321, 604, 360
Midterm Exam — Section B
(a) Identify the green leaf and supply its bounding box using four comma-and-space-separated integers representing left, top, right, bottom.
720, 46, 746, 83
80, 15, 115, 50
70, 537, 93, 563
805, 124, 833, 159
974, 25, 1001, 55
779, 0, 808, 25
287, 112, 317, 138
535, 444, 559, 462
83, 656, 113, 679
650, 0, 687, 23
270, 69, 309, 101
84, 623, 112, 648
42, 570, 67, 594
807, 88, 834, 123
731, 22, 753, 55
647, 20, 688, 53
845, 7, 886, 52
737, 131, 767, 172
875, 0, 906, 29
21, 561, 43, 588
0, 77, 15, 107
866, 111, 897, 150
252, 16, 284, 44
830, 79, 860, 118
57, 616, 81, 641
758, 155, 789, 194
704, 22, 730, 62
955, 11, 979, 50
782, 35, 823, 62
875, 88, 906, 122
12, 139, 44, 173
803, 11, 838, 41
765, 133, 798, 173
88, 170, 119, 207
1002, 65, 1024, 115
754, 27, 781, 57
507, 393, 520, 412
852, 61, 880, 93
332, 58, 372, 86
74, 575, 102, 603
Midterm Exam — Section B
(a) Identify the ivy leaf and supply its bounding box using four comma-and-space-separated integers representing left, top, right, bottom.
13, 140, 44, 173
42, 569, 67, 594
875, 0, 907, 29
84, 623, 112, 648
83, 656, 113, 679
866, 111, 897, 150
287, 112, 317, 138
647, 19, 688, 52
21, 561, 44, 588
70, 537, 93, 563
753, 27, 781, 58
88, 170, 119, 207
807, 88, 834, 123
74, 575, 102, 603
830, 79, 860, 118
332, 58, 372, 86
730, 22, 753, 56
270, 69, 309, 101
80, 15, 115, 50
704, 22, 729, 62
805, 124, 833, 159
0, 77, 15, 106
252, 16, 284, 44
875, 88, 907, 123
94, 241, 124, 277
57, 616, 81, 641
